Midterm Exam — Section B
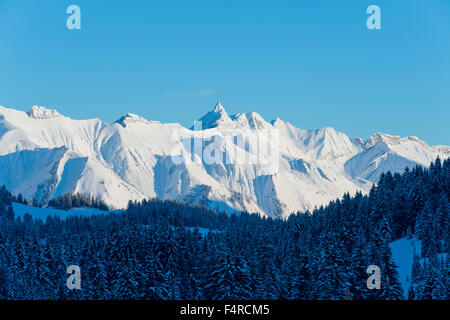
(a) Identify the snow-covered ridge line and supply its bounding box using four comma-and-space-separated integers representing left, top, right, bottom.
2, 104, 447, 149
0, 103, 448, 218
27, 105, 64, 120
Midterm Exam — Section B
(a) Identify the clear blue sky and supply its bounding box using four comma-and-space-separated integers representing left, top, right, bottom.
0, 0, 449, 145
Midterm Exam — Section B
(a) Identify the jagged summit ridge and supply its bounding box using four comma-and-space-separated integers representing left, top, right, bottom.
363, 132, 429, 149
194, 103, 272, 130
192, 102, 232, 129
115, 113, 159, 127
213, 102, 226, 113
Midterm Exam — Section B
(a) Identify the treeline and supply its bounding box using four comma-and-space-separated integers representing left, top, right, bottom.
9, 191, 109, 211
0, 159, 448, 300
48, 193, 109, 211
7, 191, 39, 208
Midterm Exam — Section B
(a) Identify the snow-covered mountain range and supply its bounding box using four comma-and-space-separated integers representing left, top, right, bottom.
0, 103, 448, 218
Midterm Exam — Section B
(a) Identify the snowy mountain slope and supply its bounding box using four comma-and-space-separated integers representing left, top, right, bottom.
344, 133, 448, 183
0, 103, 448, 218
0, 144, 146, 208
0, 147, 67, 203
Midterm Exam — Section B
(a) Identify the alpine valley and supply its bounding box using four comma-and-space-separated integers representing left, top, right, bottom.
0, 103, 448, 219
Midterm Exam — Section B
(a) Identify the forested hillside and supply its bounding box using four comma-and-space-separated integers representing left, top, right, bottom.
0, 158, 448, 300
48, 193, 109, 211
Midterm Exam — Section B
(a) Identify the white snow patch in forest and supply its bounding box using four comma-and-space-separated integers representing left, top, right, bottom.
390, 237, 421, 297
169, 225, 220, 236
185, 226, 220, 236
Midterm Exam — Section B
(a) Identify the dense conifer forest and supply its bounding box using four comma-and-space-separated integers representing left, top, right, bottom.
0, 158, 448, 300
